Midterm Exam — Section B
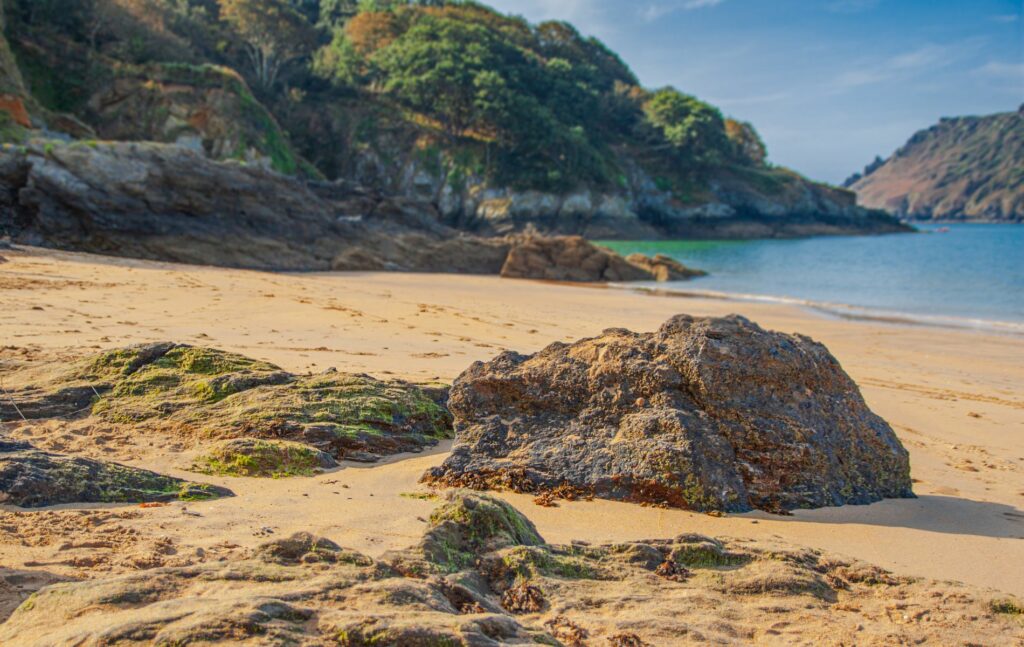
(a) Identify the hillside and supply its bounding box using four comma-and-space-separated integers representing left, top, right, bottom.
0, 0, 905, 240
847, 107, 1023, 222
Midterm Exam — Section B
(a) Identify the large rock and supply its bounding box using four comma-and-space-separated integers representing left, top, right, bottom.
0, 492, 1016, 645
500, 235, 653, 282
0, 440, 230, 507
424, 314, 914, 512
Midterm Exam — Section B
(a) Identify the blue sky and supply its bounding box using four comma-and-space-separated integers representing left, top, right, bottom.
484, 0, 1024, 184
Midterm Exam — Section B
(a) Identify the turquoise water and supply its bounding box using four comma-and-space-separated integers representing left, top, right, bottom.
601, 224, 1024, 330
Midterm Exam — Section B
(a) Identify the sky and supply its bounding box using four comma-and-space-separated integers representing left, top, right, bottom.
484, 0, 1024, 184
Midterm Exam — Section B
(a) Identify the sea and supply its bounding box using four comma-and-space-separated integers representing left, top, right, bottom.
600, 223, 1024, 334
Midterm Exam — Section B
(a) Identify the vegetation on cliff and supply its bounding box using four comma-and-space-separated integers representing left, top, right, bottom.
847, 106, 1023, 222
0, 0, 865, 219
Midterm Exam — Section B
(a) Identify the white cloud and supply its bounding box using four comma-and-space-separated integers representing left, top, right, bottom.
991, 14, 1020, 24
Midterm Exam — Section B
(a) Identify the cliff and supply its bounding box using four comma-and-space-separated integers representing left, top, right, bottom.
848, 107, 1023, 222
0, 0, 907, 239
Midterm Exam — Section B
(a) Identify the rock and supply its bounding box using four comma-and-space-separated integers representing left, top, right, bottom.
424, 314, 913, 512
0, 442, 230, 507
500, 235, 653, 282
0, 493, 1016, 646
625, 253, 707, 281
190, 439, 338, 478
1, 343, 454, 463
0, 141, 679, 282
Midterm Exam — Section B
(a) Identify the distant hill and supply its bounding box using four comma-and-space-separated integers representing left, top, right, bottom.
0, 0, 905, 239
847, 107, 1023, 222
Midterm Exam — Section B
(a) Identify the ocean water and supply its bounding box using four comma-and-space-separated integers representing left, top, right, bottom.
601, 223, 1024, 332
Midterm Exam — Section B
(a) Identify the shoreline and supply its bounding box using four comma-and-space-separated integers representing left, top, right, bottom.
620, 283, 1024, 336
0, 247, 1022, 597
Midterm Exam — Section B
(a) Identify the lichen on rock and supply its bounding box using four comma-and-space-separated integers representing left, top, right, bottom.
1, 342, 454, 465
0, 493, 1016, 646
191, 438, 337, 478
424, 314, 914, 512
0, 441, 231, 508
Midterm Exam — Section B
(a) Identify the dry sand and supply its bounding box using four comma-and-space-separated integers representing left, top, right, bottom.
1, 246, 1022, 604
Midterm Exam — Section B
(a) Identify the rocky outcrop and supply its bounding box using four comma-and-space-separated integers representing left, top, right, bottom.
425, 314, 914, 512
190, 439, 339, 478
0, 141, 701, 282
1, 492, 1018, 645
849, 107, 1023, 222
355, 146, 911, 240
0, 440, 230, 507
1, 342, 454, 464
624, 253, 707, 281
501, 236, 655, 283
85, 63, 311, 177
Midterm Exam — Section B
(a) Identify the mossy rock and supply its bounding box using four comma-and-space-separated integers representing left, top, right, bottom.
396, 492, 545, 575
0, 444, 231, 508
3, 343, 454, 462
193, 439, 337, 478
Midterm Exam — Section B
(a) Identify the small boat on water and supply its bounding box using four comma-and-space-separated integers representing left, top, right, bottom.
936, 227, 951, 233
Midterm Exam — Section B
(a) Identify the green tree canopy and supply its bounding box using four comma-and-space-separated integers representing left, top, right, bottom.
643, 88, 729, 165
219, 0, 318, 91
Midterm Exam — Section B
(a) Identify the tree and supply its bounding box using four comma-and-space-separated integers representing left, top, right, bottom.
218, 0, 318, 91
643, 87, 729, 165
725, 118, 767, 166
373, 15, 500, 141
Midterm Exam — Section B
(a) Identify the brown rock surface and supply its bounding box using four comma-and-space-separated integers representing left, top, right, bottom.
425, 314, 914, 512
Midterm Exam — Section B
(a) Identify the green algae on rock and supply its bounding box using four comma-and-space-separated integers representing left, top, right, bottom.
1, 342, 454, 464
2, 492, 1017, 646
0, 440, 230, 508
192, 438, 337, 478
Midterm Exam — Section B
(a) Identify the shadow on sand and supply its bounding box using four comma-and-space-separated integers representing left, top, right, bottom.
765, 494, 1024, 539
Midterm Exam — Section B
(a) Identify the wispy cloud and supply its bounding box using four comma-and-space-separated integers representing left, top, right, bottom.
830, 40, 984, 92
976, 61, 1024, 80
709, 91, 792, 107
827, 0, 882, 13
990, 13, 1020, 23
684, 0, 725, 9
638, 0, 725, 22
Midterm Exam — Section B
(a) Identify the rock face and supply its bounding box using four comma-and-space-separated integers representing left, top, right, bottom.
425, 314, 914, 512
385, 153, 911, 240
0, 141, 701, 282
0, 492, 1018, 646
848, 107, 1023, 222
1, 342, 454, 465
0, 440, 230, 507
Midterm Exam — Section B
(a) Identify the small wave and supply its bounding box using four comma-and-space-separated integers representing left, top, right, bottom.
614, 284, 1024, 335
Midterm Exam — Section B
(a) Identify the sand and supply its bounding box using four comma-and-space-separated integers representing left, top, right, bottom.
1, 246, 1022, 606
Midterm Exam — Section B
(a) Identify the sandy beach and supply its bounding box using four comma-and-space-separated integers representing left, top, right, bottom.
1, 246, 1022, 603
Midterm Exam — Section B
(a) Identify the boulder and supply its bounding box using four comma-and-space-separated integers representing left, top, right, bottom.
0, 442, 230, 507
625, 253, 707, 281
424, 314, 914, 512
500, 236, 653, 282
